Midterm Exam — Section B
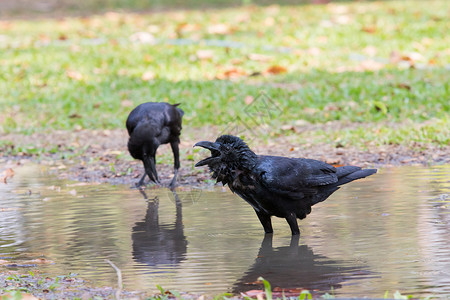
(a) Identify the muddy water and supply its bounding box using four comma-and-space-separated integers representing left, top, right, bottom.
0, 164, 449, 298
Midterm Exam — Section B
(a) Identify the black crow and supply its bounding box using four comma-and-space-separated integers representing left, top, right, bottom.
194, 135, 377, 235
126, 102, 184, 187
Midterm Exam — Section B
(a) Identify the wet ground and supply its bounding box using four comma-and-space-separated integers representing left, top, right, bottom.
1, 163, 449, 298
2, 128, 449, 187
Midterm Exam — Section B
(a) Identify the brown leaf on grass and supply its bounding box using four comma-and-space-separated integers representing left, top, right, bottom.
216, 68, 247, 79
207, 23, 232, 35
196, 49, 214, 60
141, 71, 155, 81
333, 15, 352, 25
281, 124, 296, 132
265, 65, 287, 74
336, 59, 384, 73
362, 25, 377, 34
121, 99, 134, 107
389, 51, 402, 64
66, 70, 83, 80
307, 47, 321, 56
69, 113, 82, 119
117, 69, 129, 76
396, 83, 411, 90
38, 34, 51, 43
130, 32, 155, 44
263, 17, 275, 27
2, 168, 14, 184
402, 52, 424, 62
359, 59, 384, 71
324, 104, 341, 111
176, 22, 201, 33
363, 45, 378, 57
144, 54, 153, 63
244, 95, 254, 105
248, 53, 273, 62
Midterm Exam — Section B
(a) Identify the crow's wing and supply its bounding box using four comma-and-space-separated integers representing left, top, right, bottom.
256, 156, 338, 196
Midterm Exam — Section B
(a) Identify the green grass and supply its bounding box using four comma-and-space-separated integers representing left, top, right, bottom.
0, 0, 449, 148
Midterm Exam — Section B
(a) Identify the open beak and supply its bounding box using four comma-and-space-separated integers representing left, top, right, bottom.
194, 141, 221, 167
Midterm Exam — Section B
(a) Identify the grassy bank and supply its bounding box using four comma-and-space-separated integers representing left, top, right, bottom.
0, 0, 449, 149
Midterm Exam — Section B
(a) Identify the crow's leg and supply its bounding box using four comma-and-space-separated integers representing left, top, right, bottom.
285, 213, 300, 235
255, 210, 273, 234
136, 173, 147, 187
169, 140, 180, 188
151, 156, 160, 183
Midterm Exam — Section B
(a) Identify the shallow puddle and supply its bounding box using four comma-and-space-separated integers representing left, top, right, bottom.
0, 164, 449, 298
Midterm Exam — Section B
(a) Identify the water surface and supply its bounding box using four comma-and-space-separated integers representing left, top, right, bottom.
0, 164, 449, 298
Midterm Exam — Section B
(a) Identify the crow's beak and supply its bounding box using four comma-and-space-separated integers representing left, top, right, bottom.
194, 141, 221, 167
143, 155, 159, 183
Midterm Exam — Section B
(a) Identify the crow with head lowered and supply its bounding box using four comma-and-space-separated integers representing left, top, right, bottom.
126, 102, 184, 188
195, 135, 376, 235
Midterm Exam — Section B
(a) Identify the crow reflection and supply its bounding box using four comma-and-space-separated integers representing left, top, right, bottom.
131, 191, 187, 267
233, 235, 372, 294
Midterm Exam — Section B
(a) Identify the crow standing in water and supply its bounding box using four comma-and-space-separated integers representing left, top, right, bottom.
195, 135, 377, 235
126, 102, 184, 188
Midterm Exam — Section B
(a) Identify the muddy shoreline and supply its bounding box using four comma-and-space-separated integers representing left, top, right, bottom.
1, 128, 449, 187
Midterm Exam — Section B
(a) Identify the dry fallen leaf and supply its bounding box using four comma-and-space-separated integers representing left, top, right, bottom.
216, 68, 247, 79
264, 17, 275, 27
141, 71, 155, 81
196, 49, 214, 60
248, 53, 273, 62
121, 99, 134, 107
129, 32, 155, 44
402, 51, 424, 62
207, 23, 231, 35
265, 65, 287, 74
396, 83, 412, 90
176, 22, 201, 33
281, 124, 296, 132
307, 47, 321, 56
363, 45, 378, 57
362, 25, 377, 33
244, 95, 254, 105
66, 70, 83, 81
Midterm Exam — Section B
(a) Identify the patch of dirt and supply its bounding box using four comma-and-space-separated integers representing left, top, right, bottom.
1, 127, 449, 187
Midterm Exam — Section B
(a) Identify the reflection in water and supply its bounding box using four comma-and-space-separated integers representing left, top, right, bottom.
131, 190, 187, 268
0, 164, 449, 298
234, 235, 373, 294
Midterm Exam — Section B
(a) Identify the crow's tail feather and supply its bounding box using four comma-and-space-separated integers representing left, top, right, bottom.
311, 167, 376, 206
336, 167, 377, 186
